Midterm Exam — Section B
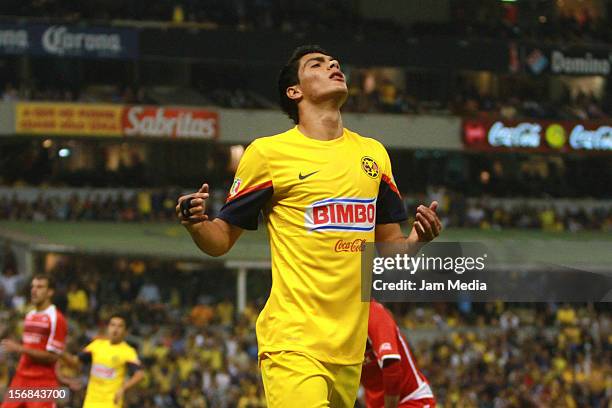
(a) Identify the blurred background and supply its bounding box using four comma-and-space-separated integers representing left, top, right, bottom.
0, 0, 611, 407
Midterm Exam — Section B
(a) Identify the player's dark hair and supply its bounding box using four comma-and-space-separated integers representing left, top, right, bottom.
278, 44, 330, 124
32, 274, 55, 290
109, 313, 130, 328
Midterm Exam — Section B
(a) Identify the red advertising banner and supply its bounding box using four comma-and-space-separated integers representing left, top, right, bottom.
463, 119, 612, 153
122, 106, 219, 139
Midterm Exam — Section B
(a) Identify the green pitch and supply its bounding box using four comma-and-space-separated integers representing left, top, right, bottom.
0, 221, 610, 268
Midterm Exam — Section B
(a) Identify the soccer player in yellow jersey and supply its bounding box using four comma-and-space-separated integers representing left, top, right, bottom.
176, 45, 442, 407
61, 314, 143, 408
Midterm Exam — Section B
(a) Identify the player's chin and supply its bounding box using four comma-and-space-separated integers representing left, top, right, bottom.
322, 86, 348, 104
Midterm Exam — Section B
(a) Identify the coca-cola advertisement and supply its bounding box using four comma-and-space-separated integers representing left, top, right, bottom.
463, 119, 612, 153
122, 106, 219, 139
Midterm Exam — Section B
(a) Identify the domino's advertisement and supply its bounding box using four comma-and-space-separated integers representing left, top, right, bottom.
0, 23, 138, 59
519, 45, 612, 76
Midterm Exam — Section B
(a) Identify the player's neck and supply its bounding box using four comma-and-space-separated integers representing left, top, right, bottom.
35, 301, 52, 312
297, 103, 343, 141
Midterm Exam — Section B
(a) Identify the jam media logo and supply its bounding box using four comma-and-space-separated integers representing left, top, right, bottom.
361, 156, 379, 178
305, 197, 376, 232
334, 238, 366, 252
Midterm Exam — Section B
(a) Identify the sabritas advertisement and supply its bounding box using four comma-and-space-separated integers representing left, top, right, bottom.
15, 103, 219, 139
463, 119, 612, 153
122, 106, 218, 139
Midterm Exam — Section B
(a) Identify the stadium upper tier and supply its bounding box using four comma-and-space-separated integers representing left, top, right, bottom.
1, 0, 611, 45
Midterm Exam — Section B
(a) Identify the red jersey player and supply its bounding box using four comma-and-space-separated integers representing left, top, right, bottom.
1, 275, 68, 408
361, 301, 435, 408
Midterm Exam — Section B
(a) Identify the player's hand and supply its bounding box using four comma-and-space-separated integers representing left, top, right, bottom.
113, 388, 125, 404
176, 183, 210, 225
65, 377, 83, 392
59, 351, 80, 368
410, 201, 442, 242
1, 339, 23, 354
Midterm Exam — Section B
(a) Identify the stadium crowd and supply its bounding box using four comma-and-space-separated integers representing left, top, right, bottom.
2, 0, 612, 45
413, 305, 612, 407
2, 83, 153, 105
0, 253, 610, 407
1, 188, 611, 233
452, 85, 612, 121
0, 254, 266, 407
5, 74, 610, 121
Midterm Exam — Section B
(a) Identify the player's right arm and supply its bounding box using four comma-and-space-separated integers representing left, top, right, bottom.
176, 185, 243, 257
2, 311, 67, 364
177, 142, 273, 257
59, 350, 92, 369
1, 339, 59, 364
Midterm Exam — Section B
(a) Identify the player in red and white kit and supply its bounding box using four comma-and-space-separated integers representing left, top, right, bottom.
1, 275, 68, 408
361, 301, 435, 408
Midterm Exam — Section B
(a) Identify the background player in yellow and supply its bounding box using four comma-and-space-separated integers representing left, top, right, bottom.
176, 45, 441, 407
61, 314, 144, 408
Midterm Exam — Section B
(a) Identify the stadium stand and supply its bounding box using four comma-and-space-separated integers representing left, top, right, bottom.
1, 254, 610, 407
0, 1, 611, 407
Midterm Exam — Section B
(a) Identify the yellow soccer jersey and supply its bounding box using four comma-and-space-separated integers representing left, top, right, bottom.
82, 339, 141, 408
217, 126, 406, 364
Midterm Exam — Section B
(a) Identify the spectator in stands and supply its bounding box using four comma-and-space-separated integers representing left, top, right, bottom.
0, 255, 21, 307
137, 279, 162, 305
2, 83, 18, 102
66, 282, 89, 315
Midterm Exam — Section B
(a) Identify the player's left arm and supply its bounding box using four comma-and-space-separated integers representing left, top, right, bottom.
374, 145, 441, 254
55, 362, 83, 391
114, 357, 144, 404
375, 202, 441, 255
1, 339, 60, 364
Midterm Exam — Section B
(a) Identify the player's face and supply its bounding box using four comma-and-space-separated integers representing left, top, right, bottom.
30, 278, 53, 307
294, 53, 347, 104
107, 317, 127, 343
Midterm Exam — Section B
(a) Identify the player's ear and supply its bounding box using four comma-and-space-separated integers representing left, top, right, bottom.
286, 85, 302, 101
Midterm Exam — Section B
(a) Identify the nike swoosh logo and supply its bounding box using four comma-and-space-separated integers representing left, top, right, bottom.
298, 170, 319, 180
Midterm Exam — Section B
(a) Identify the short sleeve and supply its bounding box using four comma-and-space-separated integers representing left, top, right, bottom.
217, 142, 273, 230
376, 146, 407, 224
46, 312, 67, 354
125, 346, 141, 366
368, 302, 401, 367
83, 340, 97, 353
